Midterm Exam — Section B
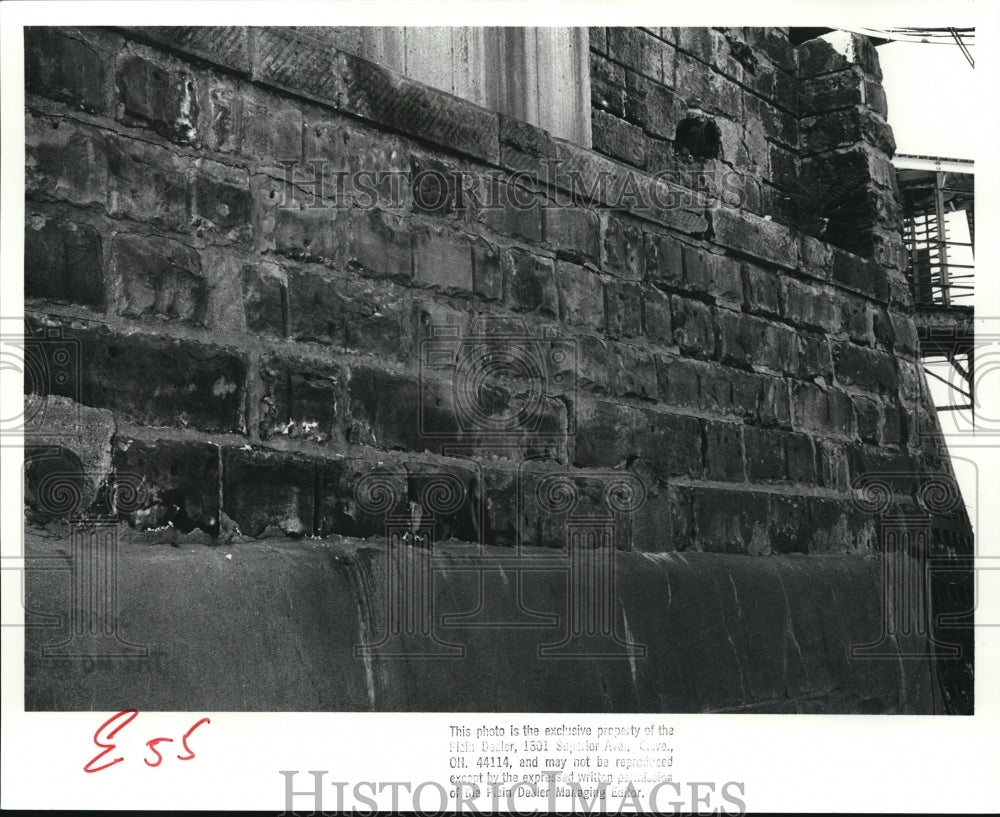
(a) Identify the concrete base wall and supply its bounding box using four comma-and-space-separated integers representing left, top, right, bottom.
25, 526, 943, 713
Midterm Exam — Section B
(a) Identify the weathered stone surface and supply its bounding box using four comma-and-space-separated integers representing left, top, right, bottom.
337, 48, 500, 164
107, 135, 189, 231
688, 487, 771, 554
797, 331, 834, 380
315, 459, 407, 538
601, 215, 646, 281
608, 343, 657, 400
480, 185, 543, 243
682, 245, 743, 305
222, 446, 316, 537
347, 367, 423, 452
26, 114, 110, 209
625, 72, 685, 139
592, 109, 646, 168
791, 382, 855, 438
671, 296, 715, 359
833, 342, 899, 394
801, 107, 895, 156
24, 216, 104, 308
287, 269, 407, 358
116, 54, 198, 143
25, 28, 108, 112
343, 210, 414, 281
23, 396, 115, 517
116, 26, 251, 75
711, 206, 799, 270
607, 27, 674, 83
642, 285, 672, 346
412, 228, 473, 295
781, 278, 840, 331
741, 262, 782, 316
112, 436, 220, 534
192, 161, 252, 237
645, 230, 684, 288
26, 315, 246, 433
556, 261, 605, 332
703, 420, 745, 481
604, 281, 643, 339
716, 310, 797, 373
112, 233, 206, 325
574, 401, 701, 478
471, 238, 502, 302
502, 248, 558, 316
241, 87, 305, 165
25, 529, 939, 712
800, 69, 866, 116
242, 261, 286, 336
259, 354, 347, 443
17, 26, 973, 718
590, 52, 626, 117
543, 206, 601, 265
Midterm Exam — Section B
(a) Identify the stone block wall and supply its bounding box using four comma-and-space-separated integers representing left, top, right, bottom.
22, 26, 974, 712
590, 28, 798, 224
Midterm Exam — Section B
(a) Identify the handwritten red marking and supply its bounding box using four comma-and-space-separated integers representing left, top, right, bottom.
84, 709, 138, 774
143, 737, 174, 767
83, 711, 210, 772
178, 717, 211, 761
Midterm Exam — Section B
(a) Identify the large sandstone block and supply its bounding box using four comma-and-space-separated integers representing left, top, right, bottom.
702, 419, 746, 481
116, 26, 252, 75
286, 268, 408, 359
716, 310, 798, 374
25, 114, 109, 209
590, 52, 626, 117
687, 487, 771, 554
116, 53, 199, 144
543, 207, 601, 266
833, 342, 899, 394
711, 206, 799, 270
107, 135, 190, 232
502, 248, 558, 316
258, 353, 348, 444
26, 315, 246, 434
111, 435, 220, 535
222, 446, 316, 537
24, 216, 104, 308
671, 296, 715, 359
591, 110, 646, 168
25, 28, 108, 113
111, 233, 207, 326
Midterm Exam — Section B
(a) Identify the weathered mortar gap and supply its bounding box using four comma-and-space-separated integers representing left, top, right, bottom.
279, 283, 290, 338
216, 444, 224, 525
699, 421, 709, 475
312, 462, 322, 537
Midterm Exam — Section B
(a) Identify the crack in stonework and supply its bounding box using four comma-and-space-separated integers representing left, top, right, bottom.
620, 603, 639, 696
714, 573, 747, 701
775, 568, 805, 695
727, 572, 743, 619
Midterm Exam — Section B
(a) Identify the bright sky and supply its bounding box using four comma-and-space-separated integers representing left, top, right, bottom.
878, 38, 977, 158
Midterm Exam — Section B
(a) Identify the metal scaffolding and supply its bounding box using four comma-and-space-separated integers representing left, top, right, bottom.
895, 154, 975, 416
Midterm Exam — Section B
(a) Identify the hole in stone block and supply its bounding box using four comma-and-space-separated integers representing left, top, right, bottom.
675, 115, 722, 160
